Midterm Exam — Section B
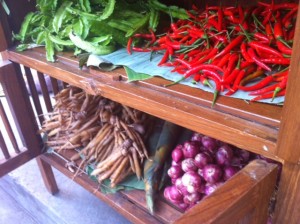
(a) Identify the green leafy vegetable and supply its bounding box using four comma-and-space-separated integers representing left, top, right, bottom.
69, 32, 115, 55
53, 1, 73, 33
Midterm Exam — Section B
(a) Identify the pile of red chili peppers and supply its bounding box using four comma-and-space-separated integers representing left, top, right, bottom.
127, 2, 298, 104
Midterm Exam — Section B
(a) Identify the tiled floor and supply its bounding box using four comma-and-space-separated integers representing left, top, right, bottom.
0, 159, 131, 224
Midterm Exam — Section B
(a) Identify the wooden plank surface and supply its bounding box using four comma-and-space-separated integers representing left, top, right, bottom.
6, 49, 282, 162
0, 150, 31, 177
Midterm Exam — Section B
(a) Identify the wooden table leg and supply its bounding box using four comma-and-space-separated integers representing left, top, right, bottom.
274, 162, 300, 224
36, 156, 59, 195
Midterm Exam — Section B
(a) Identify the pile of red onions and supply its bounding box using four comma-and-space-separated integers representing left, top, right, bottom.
164, 133, 254, 211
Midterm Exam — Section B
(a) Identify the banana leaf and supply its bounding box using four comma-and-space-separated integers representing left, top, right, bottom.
144, 121, 183, 214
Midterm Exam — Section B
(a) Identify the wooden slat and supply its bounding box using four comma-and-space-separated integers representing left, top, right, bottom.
40, 153, 162, 224
0, 150, 31, 177
0, 6, 12, 51
121, 190, 182, 223
50, 77, 60, 95
0, 130, 10, 159
34, 47, 282, 128
37, 72, 53, 113
24, 66, 44, 125
36, 157, 59, 195
276, 2, 300, 163
0, 60, 42, 158
0, 99, 20, 153
6, 49, 281, 162
176, 160, 278, 224
274, 162, 300, 224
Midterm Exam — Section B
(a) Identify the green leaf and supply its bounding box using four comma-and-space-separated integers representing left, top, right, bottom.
18, 12, 34, 42
45, 33, 55, 62
72, 18, 84, 37
53, 1, 73, 33
79, 0, 91, 12
98, 0, 115, 20
124, 66, 152, 82
36, 31, 46, 45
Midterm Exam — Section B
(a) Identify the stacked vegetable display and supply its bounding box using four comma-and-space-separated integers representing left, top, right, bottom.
15, 0, 187, 62
164, 133, 253, 211
128, 2, 298, 103
40, 86, 154, 187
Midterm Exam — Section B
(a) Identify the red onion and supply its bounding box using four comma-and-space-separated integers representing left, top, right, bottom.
223, 166, 239, 181
171, 160, 182, 167
204, 182, 223, 196
168, 166, 183, 179
183, 141, 200, 158
181, 158, 197, 172
194, 152, 213, 168
178, 203, 189, 211
238, 150, 250, 163
172, 145, 184, 162
182, 171, 202, 188
164, 186, 183, 203
197, 168, 204, 177
201, 136, 218, 152
231, 156, 243, 168
175, 178, 189, 196
203, 164, 223, 184
215, 145, 233, 166
183, 192, 202, 204
191, 133, 203, 143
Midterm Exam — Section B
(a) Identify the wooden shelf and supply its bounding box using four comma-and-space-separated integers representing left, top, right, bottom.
39, 150, 278, 224
6, 48, 282, 162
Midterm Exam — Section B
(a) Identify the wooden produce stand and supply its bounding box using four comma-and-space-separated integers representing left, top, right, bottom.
0, 0, 299, 223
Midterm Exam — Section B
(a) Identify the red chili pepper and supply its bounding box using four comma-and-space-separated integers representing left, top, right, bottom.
201, 70, 221, 106
265, 23, 274, 41
282, 6, 298, 25
127, 37, 133, 55
240, 70, 265, 86
272, 76, 288, 101
158, 49, 170, 66
273, 3, 298, 10
276, 40, 292, 55
200, 75, 213, 89
214, 35, 244, 59
131, 47, 152, 52
240, 61, 254, 70
240, 42, 253, 62
226, 69, 246, 96
175, 58, 191, 69
253, 32, 269, 43
250, 89, 285, 102
207, 17, 219, 31
260, 58, 291, 65
249, 83, 278, 96
247, 48, 272, 71
248, 41, 283, 58
239, 75, 274, 91
222, 53, 239, 81
287, 28, 295, 40
272, 70, 289, 78
191, 43, 220, 67
274, 19, 284, 39
193, 73, 201, 82
217, 7, 223, 32
262, 10, 272, 26
216, 53, 231, 68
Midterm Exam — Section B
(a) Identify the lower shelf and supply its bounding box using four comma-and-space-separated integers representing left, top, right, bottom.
40, 150, 278, 224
